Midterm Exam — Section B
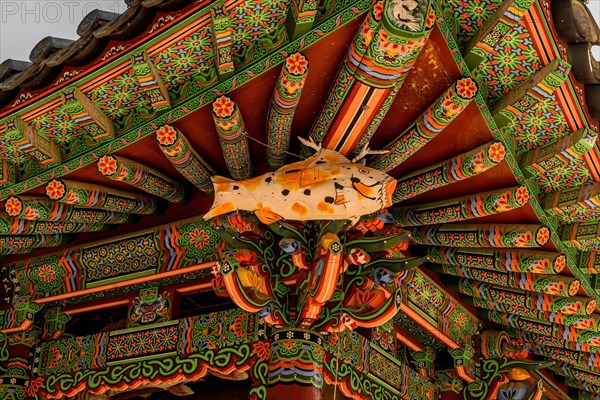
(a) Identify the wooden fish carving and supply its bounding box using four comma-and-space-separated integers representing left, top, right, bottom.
204, 148, 397, 225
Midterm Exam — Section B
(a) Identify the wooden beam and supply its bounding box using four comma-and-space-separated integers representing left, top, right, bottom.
492, 58, 571, 127
210, 3, 234, 81
60, 86, 114, 141
97, 154, 189, 205
44, 179, 161, 215
392, 186, 529, 226
463, 0, 536, 69
266, 53, 309, 170
392, 142, 506, 203
5, 195, 133, 224
520, 127, 597, 177
308, 0, 434, 156
369, 77, 478, 172
131, 50, 171, 113
155, 125, 215, 193
286, 0, 319, 40
3, 116, 61, 166
211, 96, 252, 180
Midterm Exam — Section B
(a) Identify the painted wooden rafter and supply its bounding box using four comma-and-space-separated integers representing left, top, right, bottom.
308, 0, 434, 156
0, 234, 72, 255
60, 86, 114, 142
391, 185, 530, 226
5, 195, 132, 224
44, 179, 160, 215
462, 0, 536, 69
452, 277, 596, 316
130, 50, 171, 113
425, 246, 567, 274
97, 154, 189, 205
155, 125, 215, 193
392, 141, 506, 203
266, 53, 309, 170
486, 310, 600, 348
211, 96, 252, 180
369, 77, 479, 172
410, 223, 551, 248
432, 263, 580, 297
467, 295, 600, 332
0, 212, 105, 235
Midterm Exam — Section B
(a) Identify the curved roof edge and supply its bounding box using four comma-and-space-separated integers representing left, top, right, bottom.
551, 0, 600, 122
0, 0, 199, 110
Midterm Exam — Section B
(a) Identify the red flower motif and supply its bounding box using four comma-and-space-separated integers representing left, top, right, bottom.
471, 151, 486, 173
456, 77, 478, 99
536, 227, 550, 245
515, 187, 529, 205
569, 280, 580, 296
587, 300, 597, 314
488, 142, 506, 163
285, 53, 308, 75
5, 197, 22, 216
554, 255, 566, 273
253, 341, 270, 361
189, 228, 210, 249
213, 96, 235, 118
361, 24, 374, 46
156, 125, 178, 146
38, 264, 56, 283
46, 180, 65, 200
281, 76, 303, 95
98, 155, 117, 176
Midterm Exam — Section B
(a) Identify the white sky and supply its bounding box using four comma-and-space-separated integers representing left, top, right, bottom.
0, 1, 598, 61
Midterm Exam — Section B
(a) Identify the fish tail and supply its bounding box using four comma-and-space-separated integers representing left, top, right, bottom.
204, 175, 239, 220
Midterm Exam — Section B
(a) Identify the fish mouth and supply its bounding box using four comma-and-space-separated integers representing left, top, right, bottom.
351, 177, 377, 201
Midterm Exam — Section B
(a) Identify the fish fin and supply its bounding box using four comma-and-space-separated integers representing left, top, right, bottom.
334, 194, 346, 205
211, 175, 236, 191
256, 206, 283, 225
204, 201, 237, 220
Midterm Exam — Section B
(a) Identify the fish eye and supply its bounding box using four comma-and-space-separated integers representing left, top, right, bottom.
359, 168, 369, 174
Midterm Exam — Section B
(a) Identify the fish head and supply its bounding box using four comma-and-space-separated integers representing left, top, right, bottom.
348, 164, 397, 209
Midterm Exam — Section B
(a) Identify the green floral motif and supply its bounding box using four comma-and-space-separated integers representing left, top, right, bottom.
26, 255, 67, 297
406, 271, 445, 320
472, 20, 541, 103
88, 71, 147, 123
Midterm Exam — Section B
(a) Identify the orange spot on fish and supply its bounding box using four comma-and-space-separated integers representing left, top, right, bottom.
317, 201, 334, 214
291, 202, 308, 216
